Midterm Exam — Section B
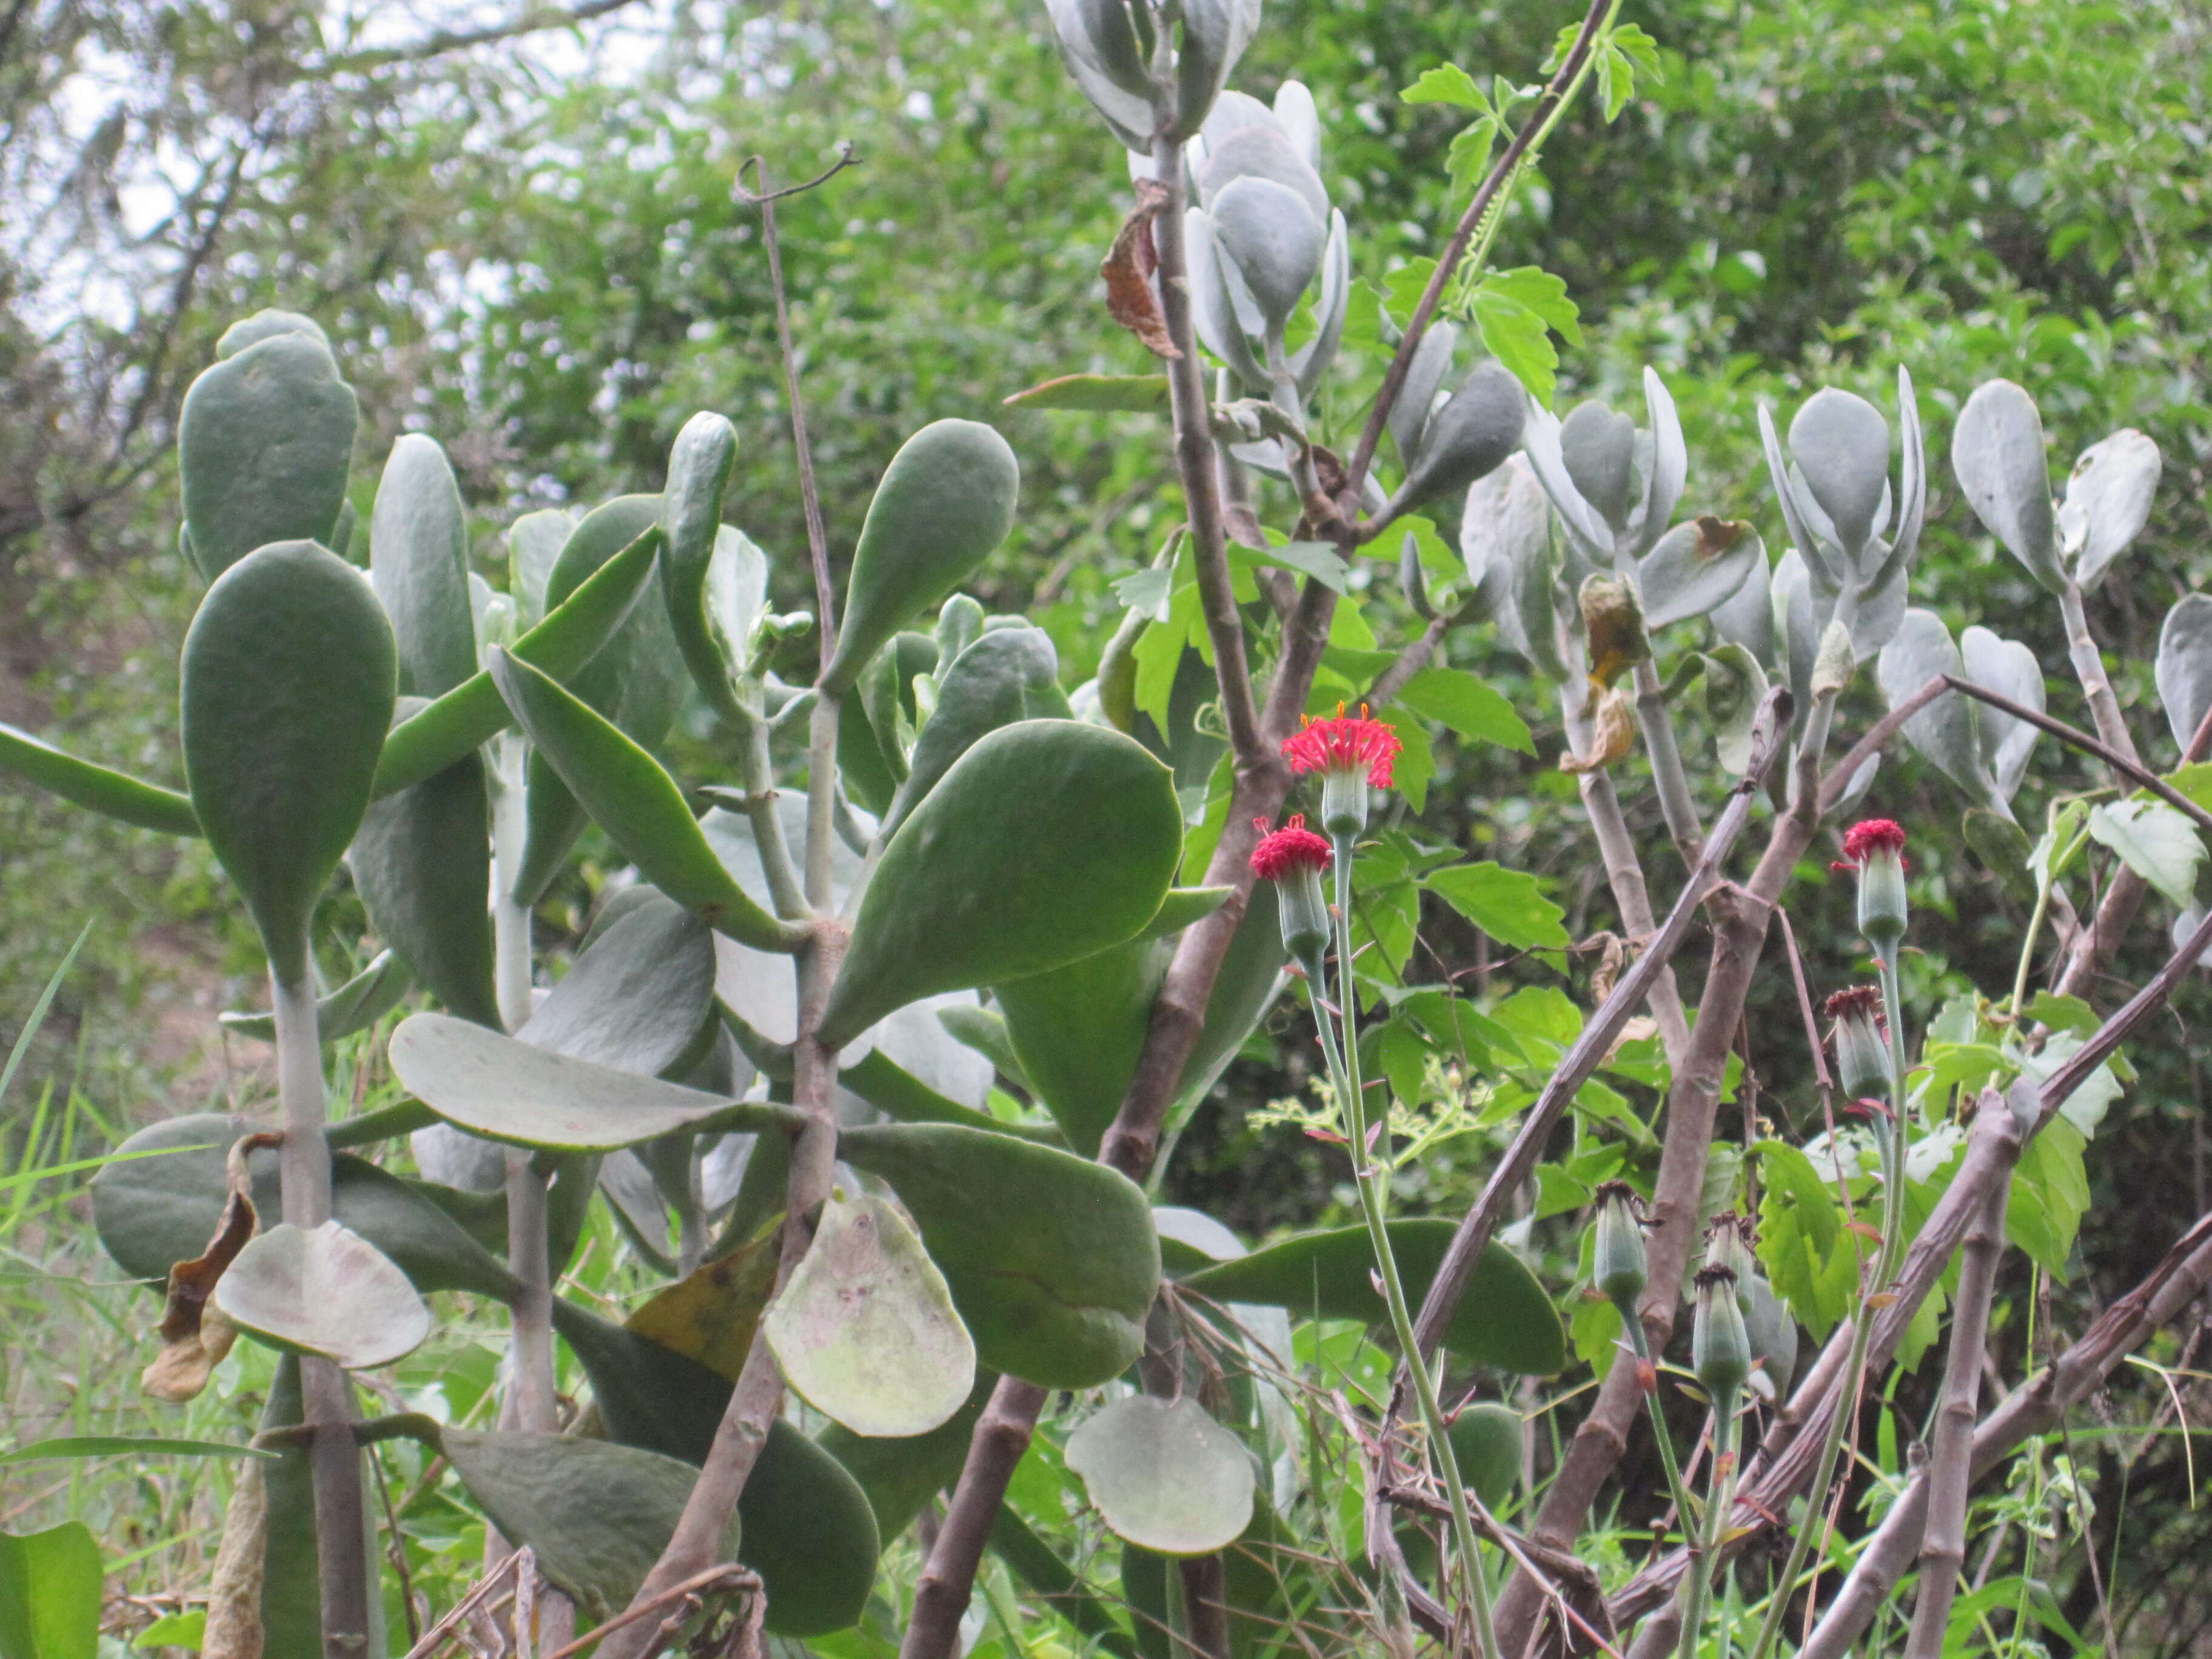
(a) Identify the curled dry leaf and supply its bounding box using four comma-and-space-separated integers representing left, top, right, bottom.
142, 1132, 275, 1403
1580, 573, 1649, 688
202, 1458, 268, 1659
1102, 178, 1181, 361
1560, 685, 1637, 776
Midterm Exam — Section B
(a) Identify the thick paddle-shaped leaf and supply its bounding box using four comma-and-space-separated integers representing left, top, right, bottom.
2157, 593, 2212, 754
221, 950, 411, 1044
1179, 1219, 1564, 1375
659, 414, 743, 713
1067, 1396, 1255, 1555
1876, 608, 2006, 814
369, 434, 477, 699
0, 1523, 101, 1659
883, 626, 1061, 835
840, 1122, 1159, 1387
213, 1220, 431, 1369
440, 1431, 742, 1623
1952, 378, 2063, 594
515, 497, 691, 904
996, 936, 1165, 1157
180, 540, 397, 984
820, 720, 1181, 1046
349, 713, 498, 1027
821, 420, 1021, 694
0, 723, 200, 835
515, 890, 717, 1076
178, 330, 358, 580
370, 525, 660, 799
763, 1190, 976, 1437
489, 649, 800, 951
816, 1376, 994, 1541
547, 1304, 881, 1635
389, 1012, 793, 1150
90, 1113, 520, 1302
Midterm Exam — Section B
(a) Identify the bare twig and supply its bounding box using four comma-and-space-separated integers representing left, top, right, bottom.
401, 1550, 526, 1659
546, 1565, 761, 1659
1902, 1092, 2016, 1659
1796, 1207, 2212, 1659
318, 0, 645, 75
1343, 0, 1615, 495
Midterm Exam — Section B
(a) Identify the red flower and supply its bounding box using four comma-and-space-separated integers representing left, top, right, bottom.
1250, 814, 1333, 882
1834, 818, 1908, 870
1282, 704, 1403, 789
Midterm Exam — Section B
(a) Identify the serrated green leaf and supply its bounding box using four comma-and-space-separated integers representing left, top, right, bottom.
1401, 64, 1485, 109
2088, 798, 2204, 907
1424, 862, 1568, 950
1395, 667, 1535, 754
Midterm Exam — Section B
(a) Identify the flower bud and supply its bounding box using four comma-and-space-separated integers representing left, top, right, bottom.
1704, 1210, 1758, 1287
1592, 1182, 1649, 1312
1691, 1265, 1752, 1404
1249, 815, 1333, 960
1825, 986, 1890, 1100
1835, 818, 1908, 947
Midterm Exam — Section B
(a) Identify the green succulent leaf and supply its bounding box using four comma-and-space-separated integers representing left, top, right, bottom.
883, 626, 1061, 836
514, 890, 717, 1076
213, 1221, 431, 1369
996, 936, 1165, 1158
370, 524, 661, 799
90, 1113, 520, 1301
389, 1012, 795, 1151
1002, 373, 1170, 412
439, 1430, 743, 1624
178, 330, 358, 580
816, 1376, 993, 1543
180, 540, 397, 984
220, 950, 411, 1045
1179, 1219, 1564, 1374
369, 434, 478, 699
840, 1122, 1160, 1387
821, 720, 1181, 1046
548, 1305, 880, 1636
1066, 1396, 1255, 1556
660, 414, 744, 714
488, 648, 803, 952
763, 1190, 977, 1437
349, 719, 498, 1028
0, 722, 201, 836
1446, 1401, 1523, 1509
821, 420, 1021, 695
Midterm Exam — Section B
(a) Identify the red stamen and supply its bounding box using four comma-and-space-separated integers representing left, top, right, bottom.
1281, 703, 1404, 789
1249, 814, 1333, 881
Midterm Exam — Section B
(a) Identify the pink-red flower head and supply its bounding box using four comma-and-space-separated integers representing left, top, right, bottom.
1835, 818, 1908, 869
1250, 814, 1333, 882
1283, 704, 1403, 789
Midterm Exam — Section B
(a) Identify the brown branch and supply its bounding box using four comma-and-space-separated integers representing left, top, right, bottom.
1144, 137, 1264, 764
546, 1565, 760, 1659
1902, 1091, 2016, 1659
1342, 0, 1614, 496
1796, 1205, 2212, 1659
900, 1379, 1051, 1659
316, 0, 644, 75
1407, 687, 1792, 1369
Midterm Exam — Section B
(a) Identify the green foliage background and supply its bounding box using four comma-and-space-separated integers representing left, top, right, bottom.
4, 0, 2211, 1647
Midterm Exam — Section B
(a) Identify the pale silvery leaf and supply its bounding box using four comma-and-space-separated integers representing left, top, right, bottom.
215, 1221, 432, 1370
1184, 209, 1269, 391
1198, 122, 1327, 224
507, 508, 574, 631
706, 525, 770, 675
2019, 1030, 2122, 1138
1461, 451, 1551, 592
2173, 905, 2212, 970
1876, 608, 2008, 815
1699, 645, 1769, 774
1880, 364, 1928, 592
1710, 537, 1774, 665
1197, 90, 1275, 150
1072, 0, 1155, 97
1952, 379, 2063, 594
2156, 593, 2212, 755
1771, 547, 1816, 723
1788, 387, 1891, 558
1636, 366, 1688, 559
1757, 401, 1835, 592
1290, 210, 1349, 398
1558, 401, 1637, 533
1044, 0, 1159, 150
1392, 363, 1526, 514
1271, 79, 1321, 170
1520, 398, 1613, 566
1389, 322, 1456, 465
411, 1122, 508, 1191
2087, 799, 2204, 909
1959, 625, 2043, 801
1208, 176, 1322, 331
1848, 540, 1910, 663
1636, 518, 1761, 630
1170, 0, 1263, 144
2060, 428, 2162, 591
1067, 1395, 1255, 1555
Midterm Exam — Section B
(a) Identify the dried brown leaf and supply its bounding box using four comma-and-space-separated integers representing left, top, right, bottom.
1101, 178, 1181, 361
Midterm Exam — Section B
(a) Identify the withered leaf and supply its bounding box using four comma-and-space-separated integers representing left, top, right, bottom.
142, 1133, 273, 1403
1102, 178, 1180, 362
1580, 573, 1650, 688
1560, 685, 1637, 776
